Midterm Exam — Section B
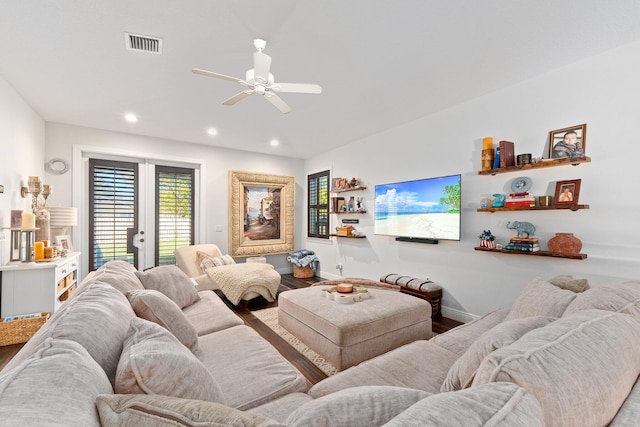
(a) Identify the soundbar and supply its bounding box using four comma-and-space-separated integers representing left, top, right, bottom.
395, 237, 439, 244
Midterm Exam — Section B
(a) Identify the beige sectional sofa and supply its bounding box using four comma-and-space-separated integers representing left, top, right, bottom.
2, 262, 640, 426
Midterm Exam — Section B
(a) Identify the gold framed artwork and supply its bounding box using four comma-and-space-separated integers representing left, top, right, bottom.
549, 124, 587, 159
228, 170, 294, 257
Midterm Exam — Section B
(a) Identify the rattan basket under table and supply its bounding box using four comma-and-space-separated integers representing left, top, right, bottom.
0, 312, 50, 346
292, 264, 315, 278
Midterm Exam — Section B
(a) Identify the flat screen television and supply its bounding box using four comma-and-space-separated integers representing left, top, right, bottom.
374, 174, 461, 242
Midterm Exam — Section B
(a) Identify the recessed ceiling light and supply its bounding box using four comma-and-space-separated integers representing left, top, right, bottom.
270, 139, 279, 147
125, 113, 138, 123
207, 127, 218, 136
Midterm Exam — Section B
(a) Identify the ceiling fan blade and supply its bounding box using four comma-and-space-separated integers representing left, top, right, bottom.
222, 91, 253, 106
192, 68, 243, 83
264, 92, 292, 114
272, 82, 322, 94
253, 52, 272, 83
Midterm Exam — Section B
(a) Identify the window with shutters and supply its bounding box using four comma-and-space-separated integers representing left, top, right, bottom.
155, 166, 195, 265
307, 170, 330, 238
89, 159, 137, 270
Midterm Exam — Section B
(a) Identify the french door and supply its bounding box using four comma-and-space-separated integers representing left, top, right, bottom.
87, 158, 195, 271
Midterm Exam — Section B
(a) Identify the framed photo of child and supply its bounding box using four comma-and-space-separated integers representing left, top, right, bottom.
553, 179, 581, 207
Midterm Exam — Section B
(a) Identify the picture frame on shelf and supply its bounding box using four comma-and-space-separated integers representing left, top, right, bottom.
55, 235, 73, 252
549, 124, 587, 159
553, 179, 581, 206
228, 170, 294, 257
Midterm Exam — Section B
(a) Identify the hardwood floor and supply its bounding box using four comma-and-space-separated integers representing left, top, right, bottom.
0, 274, 463, 386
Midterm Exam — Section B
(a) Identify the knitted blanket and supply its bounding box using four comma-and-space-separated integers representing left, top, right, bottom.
205, 263, 281, 305
287, 249, 319, 272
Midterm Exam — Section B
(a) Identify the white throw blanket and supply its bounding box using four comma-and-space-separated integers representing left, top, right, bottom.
205, 263, 281, 305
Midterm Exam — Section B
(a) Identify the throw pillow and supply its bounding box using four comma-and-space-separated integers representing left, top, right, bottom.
197, 251, 236, 273
473, 309, 640, 426
548, 275, 590, 293
286, 386, 430, 427
126, 289, 200, 356
134, 265, 200, 309
504, 277, 577, 321
96, 394, 281, 427
115, 317, 225, 404
440, 316, 555, 392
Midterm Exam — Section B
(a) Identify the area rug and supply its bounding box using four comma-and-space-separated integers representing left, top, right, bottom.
252, 307, 339, 376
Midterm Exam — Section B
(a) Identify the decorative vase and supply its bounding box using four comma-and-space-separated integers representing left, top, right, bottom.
547, 233, 582, 255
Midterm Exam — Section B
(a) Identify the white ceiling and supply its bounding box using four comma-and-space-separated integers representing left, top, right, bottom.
2, 1, 640, 159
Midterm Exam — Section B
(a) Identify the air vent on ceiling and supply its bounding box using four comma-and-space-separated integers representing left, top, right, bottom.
124, 32, 163, 54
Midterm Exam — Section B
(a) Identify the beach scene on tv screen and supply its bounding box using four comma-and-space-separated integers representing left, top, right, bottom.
375, 175, 461, 240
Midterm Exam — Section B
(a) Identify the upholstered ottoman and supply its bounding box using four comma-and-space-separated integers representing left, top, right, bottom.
278, 286, 432, 370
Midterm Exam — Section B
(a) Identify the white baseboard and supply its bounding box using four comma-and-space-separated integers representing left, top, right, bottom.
441, 306, 478, 324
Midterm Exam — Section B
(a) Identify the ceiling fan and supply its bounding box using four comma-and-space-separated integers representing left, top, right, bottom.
192, 39, 322, 114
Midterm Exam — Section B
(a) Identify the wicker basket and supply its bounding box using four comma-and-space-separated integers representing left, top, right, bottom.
0, 312, 50, 346
292, 264, 315, 279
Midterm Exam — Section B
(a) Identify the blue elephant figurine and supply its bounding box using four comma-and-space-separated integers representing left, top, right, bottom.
506, 221, 536, 238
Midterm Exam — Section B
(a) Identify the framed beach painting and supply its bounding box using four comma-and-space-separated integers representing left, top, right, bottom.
228, 170, 294, 257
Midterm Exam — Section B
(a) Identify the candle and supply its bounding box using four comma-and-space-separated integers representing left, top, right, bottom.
22, 211, 36, 229
42, 240, 50, 247
34, 241, 45, 260
482, 137, 493, 150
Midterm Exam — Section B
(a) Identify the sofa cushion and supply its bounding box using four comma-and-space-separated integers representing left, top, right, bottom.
504, 277, 577, 321
87, 260, 144, 295
135, 265, 200, 308
96, 394, 281, 427
126, 289, 200, 355
473, 309, 640, 427
183, 290, 244, 335
287, 386, 430, 427
115, 317, 225, 404
1, 281, 135, 387
563, 281, 640, 318
0, 338, 112, 427
610, 375, 640, 426
430, 308, 509, 357
384, 382, 544, 427
441, 316, 555, 392
248, 393, 314, 423
198, 325, 307, 410
309, 340, 458, 398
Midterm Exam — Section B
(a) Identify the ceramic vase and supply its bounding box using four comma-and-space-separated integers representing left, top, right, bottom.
548, 233, 582, 255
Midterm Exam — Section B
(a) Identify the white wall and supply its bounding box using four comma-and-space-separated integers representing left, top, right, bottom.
44, 123, 305, 274
304, 40, 640, 321
0, 75, 45, 264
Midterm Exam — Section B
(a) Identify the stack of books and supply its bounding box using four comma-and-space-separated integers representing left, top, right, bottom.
505, 192, 536, 208
505, 237, 540, 252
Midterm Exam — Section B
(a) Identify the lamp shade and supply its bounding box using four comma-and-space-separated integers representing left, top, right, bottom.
48, 207, 78, 227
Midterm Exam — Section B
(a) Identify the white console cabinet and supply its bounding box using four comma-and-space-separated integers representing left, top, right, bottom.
0, 252, 81, 317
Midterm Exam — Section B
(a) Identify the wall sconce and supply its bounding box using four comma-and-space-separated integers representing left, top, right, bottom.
21, 176, 52, 212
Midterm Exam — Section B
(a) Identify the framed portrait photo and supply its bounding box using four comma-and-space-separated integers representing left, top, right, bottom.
553, 179, 581, 207
55, 235, 73, 252
549, 124, 587, 159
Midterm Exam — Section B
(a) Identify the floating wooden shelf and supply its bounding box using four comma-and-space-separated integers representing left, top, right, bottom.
330, 234, 366, 239
474, 246, 587, 260
478, 156, 591, 175
331, 186, 367, 193
477, 204, 589, 212
331, 211, 367, 214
